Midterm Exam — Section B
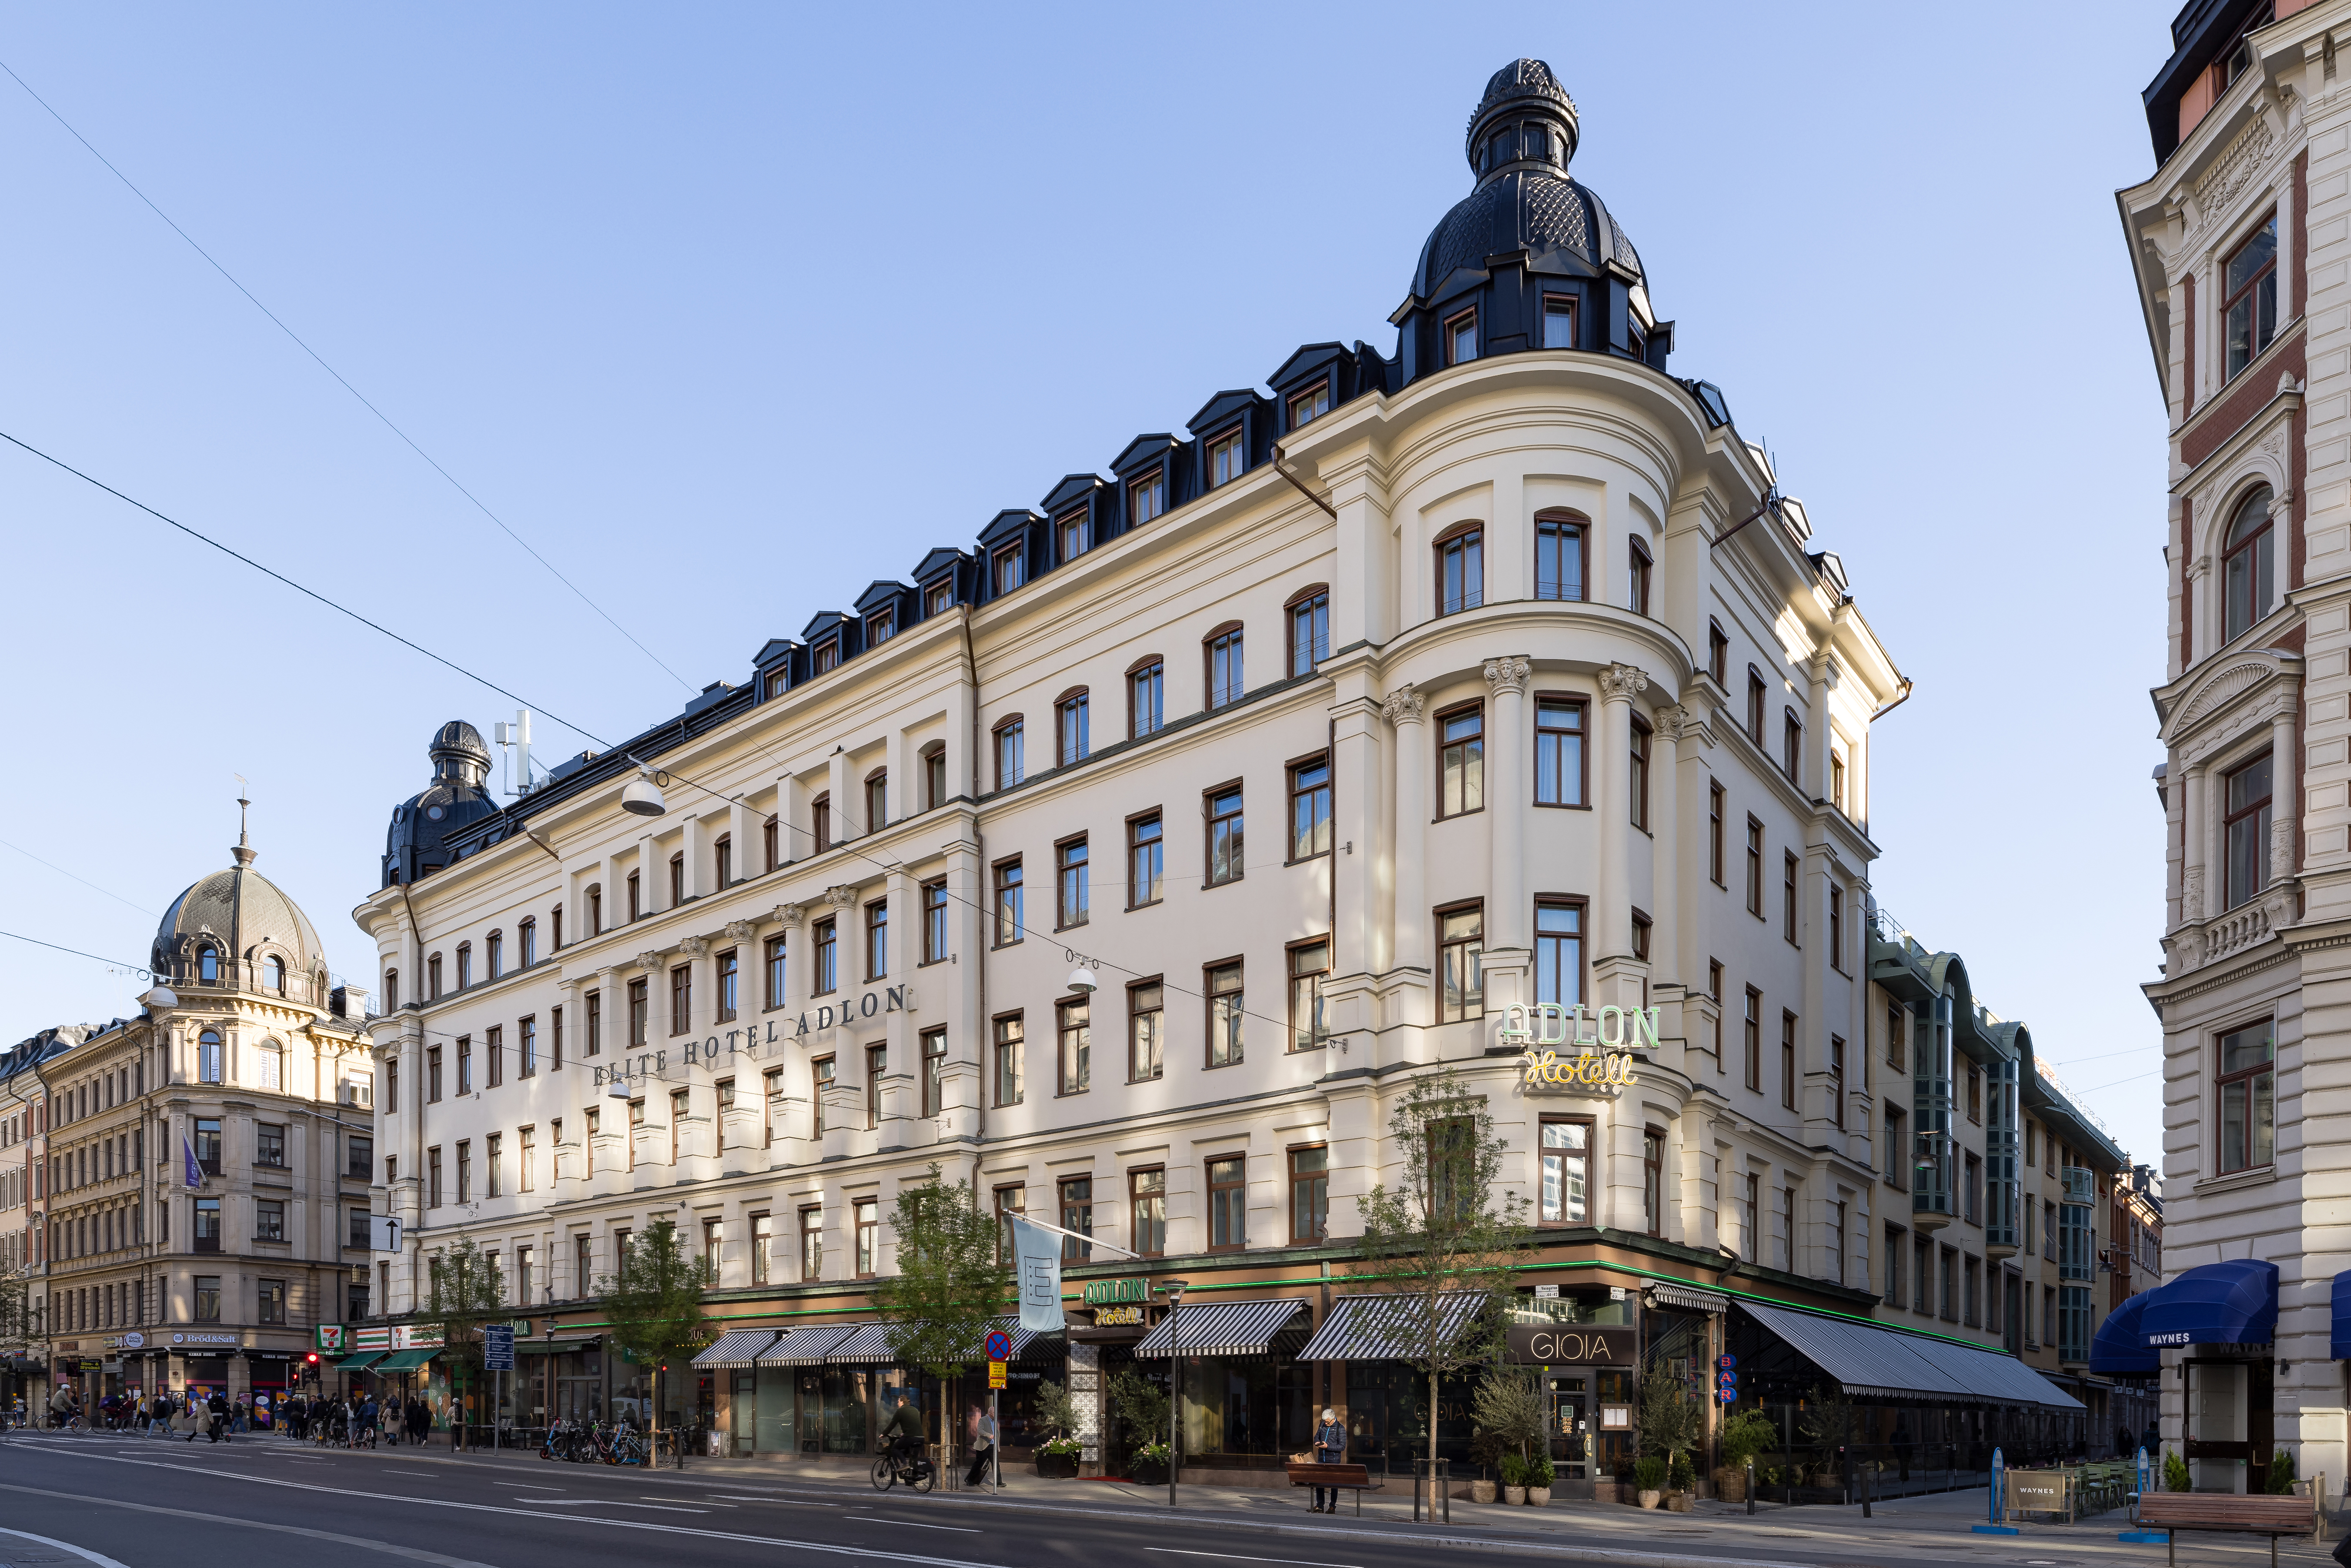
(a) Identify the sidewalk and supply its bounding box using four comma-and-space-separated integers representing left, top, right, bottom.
239, 1436, 2341, 1568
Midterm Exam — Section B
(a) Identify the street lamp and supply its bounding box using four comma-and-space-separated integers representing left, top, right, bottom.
1158, 1278, 1187, 1510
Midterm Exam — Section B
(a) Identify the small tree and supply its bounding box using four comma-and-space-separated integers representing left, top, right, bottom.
1471, 1364, 1547, 1471
0, 1268, 30, 1347
873, 1164, 1010, 1379
598, 1218, 713, 1465
1109, 1367, 1170, 1458
1034, 1378, 1082, 1453
1638, 1353, 1703, 1465
1797, 1381, 1855, 1477
422, 1237, 505, 1451
1355, 1069, 1532, 1477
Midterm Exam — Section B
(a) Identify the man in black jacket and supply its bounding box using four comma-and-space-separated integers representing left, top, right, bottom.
206, 1390, 230, 1443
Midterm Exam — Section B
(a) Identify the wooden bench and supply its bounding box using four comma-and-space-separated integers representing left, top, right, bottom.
2136, 1491, 2315, 1568
1286, 1461, 1382, 1516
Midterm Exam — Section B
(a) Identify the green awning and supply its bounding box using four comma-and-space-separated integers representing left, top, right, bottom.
334, 1352, 385, 1371
372, 1349, 436, 1372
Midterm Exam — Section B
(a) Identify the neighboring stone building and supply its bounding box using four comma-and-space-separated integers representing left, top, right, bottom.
2120, 0, 2349, 1494
353, 60, 2097, 1490
29, 813, 375, 1416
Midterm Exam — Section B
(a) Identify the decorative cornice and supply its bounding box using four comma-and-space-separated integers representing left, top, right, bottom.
2195, 112, 2275, 211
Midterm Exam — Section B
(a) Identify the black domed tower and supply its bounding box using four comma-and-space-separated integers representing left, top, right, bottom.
382, 720, 498, 886
1395, 60, 1666, 386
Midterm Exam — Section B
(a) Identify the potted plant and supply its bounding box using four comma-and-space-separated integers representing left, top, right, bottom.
1471, 1467, 1498, 1505
1666, 1449, 1695, 1511
1130, 1439, 1171, 1487
1033, 1380, 1082, 1477
1635, 1455, 1667, 1509
1472, 1366, 1545, 1506
1715, 1408, 1774, 1503
1036, 1434, 1084, 1478
1526, 1453, 1554, 1507
1500, 1452, 1528, 1505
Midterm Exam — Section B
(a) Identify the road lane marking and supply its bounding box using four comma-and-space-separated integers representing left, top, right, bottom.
522, 1499, 712, 1513
0, 1525, 133, 1568
0, 1481, 502, 1568
645, 1496, 735, 1507
1146, 1552, 1360, 1568
707, 1494, 834, 1503
843, 1518, 981, 1533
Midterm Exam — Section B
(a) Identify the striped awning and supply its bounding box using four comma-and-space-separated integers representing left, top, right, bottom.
1647, 1282, 1730, 1314
961, 1314, 1062, 1361
692, 1329, 782, 1369
755, 1324, 858, 1367
826, 1322, 901, 1364
1298, 1293, 1480, 1362
1134, 1297, 1307, 1359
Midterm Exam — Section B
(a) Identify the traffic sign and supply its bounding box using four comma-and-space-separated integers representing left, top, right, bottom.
984, 1330, 1012, 1361
371, 1215, 404, 1254
482, 1324, 515, 1372
987, 1360, 1007, 1390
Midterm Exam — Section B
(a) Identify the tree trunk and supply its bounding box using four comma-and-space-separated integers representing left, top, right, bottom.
1428, 1366, 1439, 1478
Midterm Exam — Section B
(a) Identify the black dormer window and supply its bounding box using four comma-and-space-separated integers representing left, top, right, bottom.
993, 542, 1025, 595
1447, 309, 1477, 365
924, 578, 954, 616
1130, 470, 1165, 525
1628, 322, 1646, 361
763, 668, 788, 700
868, 606, 896, 645
1206, 428, 1244, 488
1288, 384, 1329, 429
813, 639, 841, 675
1542, 294, 1577, 349
1057, 508, 1089, 562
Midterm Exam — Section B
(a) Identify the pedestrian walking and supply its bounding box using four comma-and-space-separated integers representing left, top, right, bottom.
965, 1409, 998, 1488
206, 1389, 230, 1443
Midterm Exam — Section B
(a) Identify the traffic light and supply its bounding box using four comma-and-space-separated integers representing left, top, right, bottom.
305, 1353, 320, 1365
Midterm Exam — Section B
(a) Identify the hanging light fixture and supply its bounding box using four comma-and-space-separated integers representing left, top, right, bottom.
621, 762, 668, 818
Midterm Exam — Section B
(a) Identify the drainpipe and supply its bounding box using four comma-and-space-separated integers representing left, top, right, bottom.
960, 608, 987, 1178
1869, 677, 1916, 723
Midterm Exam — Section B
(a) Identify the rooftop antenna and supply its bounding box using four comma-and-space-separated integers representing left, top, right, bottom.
494, 709, 535, 799
232, 776, 256, 868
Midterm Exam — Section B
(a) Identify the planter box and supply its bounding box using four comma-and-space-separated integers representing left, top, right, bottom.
1714, 1468, 1746, 1503
1035, 1452, 1080, 1478
1130, 1459, 1169, 1487
1526, 1487, 1551, 1507
1502, 1485, 1527, 1505
1638, 1489, 1662, 1509
1665, 1491, 1692, 1513
1470, 1481, 1497, 1503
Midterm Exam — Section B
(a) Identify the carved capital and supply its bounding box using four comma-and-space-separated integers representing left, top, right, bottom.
2184, 555, 2211, 583
634, 949, 665, 973
1596, 663, 1649, 704
1380, 683, 1425, 727
677, 935, 709, 959
772, 903, 804, 930
724, 919, 757, 942
1481, 656, 1531, 695
824, 884, 859, 909
1655, 703, 1697, 744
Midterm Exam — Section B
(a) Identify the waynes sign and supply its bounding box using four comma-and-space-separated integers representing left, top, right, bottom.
593, 982, 914, 1090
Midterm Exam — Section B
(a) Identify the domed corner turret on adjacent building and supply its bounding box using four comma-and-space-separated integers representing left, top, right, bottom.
1395, 57, 1667, 389
381, 720, 498, 889
28, 800, 380, 1423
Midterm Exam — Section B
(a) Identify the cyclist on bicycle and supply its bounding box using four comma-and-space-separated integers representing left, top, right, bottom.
880, 1392, 924, 1470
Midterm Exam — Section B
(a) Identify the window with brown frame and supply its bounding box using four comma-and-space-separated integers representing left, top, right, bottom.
1288, 382, 1330, 429
1205, 784, 1244, 886
864, 770, 887, 833
1128, 812, 1164, 906
993, 858, 1023, 946
1886, 1000, 1906, 1071
669, 853, 685, 905
813, 638, 841, 675
1707, 961, 1724, 1063
763, 667, 788, 700
1627, 536, 1652, 615
2225, 752, 2273, 909
1055, 690, 1090, 767
486, 1025, 503, 1088
920, 1027, 946, 1118
1780, 1010, 1798, 1110
670, 964, 692, 1036
2224, 486, 2276, 641
1830, 1035, 1846, 1129
1642, 1127, 1665, 1236
1438, 703, 1484, 818
1287, 587, 1329, 677
799, 1205, 823, 1280
1708, 781, 1726, 884
1207, 1155, 1246, 1250
925, 575, 954, 615
1708, 619, 1728, 684
456, 942, 473, 990
2217, 1018, 2276, 1173
1205, 625, 1244, 709
992, 542, 1024, 595
1746, 668, 1766, 743
1206, 427, 1245, 488
868, 605, 896, 645
1438, 903, 1484, 1024
1206, 960, 1244, 1067
854, 1198, 879, 1278
1056, 997, 1090, 1096
1129, 657, 1165, 738
1631, 910, 1651, 962
1435, 523, 1483, 617
1129, 980, 1164, 1081
1445, 308, 1477, 365
1782, 709, 1802, 784
587, 884, 602, 936
864, 899, 888, 982
1629, 715, 1651, 830
1288, 939, 1328, 1052
713, 836, 733, 891
1746, 817, 1764, 916
1057, 506, 1090, 562
1829, 885, 1845, 972
1289, 1146, 1330, 1243
1289, 756, 1331, 859
1532, 695, 1585, 806
1830, 749, 1848, 815
1743, 987, 1762, 1091
922, 744, 947, 812
1056, 836, 1088, 929
586, 989, 603, 1056
813, 916, 837, 993
1782, 851, 1799, 944
993, 1014, 1023, 1107
1534, 898, 1583, 1008
812, 793, 832, 854
1534, 511, 1585, 601
993, 718, 1024, 790
2223, 213, 2278, 381
762, 813, 778, 871
1129, 468, 1165, 526
1130, 1167, 1166, 1256
1541, 292, 1577, 349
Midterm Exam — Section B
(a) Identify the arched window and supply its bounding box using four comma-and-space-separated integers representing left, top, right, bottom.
384, 969, 399, 1010
197, 946, 218, 985
2224, 486, 2275, 642
264, 955, 285, 993
428, 952, 444, 1000
1535, 511, 1587, 602
1434, 523, 1484, 617
198, 1030, 223, 1085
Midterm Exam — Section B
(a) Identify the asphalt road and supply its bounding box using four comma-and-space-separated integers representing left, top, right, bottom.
0, 1431, 2283, 1568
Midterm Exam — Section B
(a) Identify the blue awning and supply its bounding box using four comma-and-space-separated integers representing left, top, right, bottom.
2090, 1291, 2159, 1375
2332, 1272, 2351, 1361
2140, 1260, 2277, 1348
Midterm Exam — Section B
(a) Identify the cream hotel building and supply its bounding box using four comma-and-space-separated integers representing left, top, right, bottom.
356, 60, 2125, 1493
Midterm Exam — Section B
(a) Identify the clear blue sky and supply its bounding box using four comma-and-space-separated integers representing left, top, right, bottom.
0, 3, 2174, 1164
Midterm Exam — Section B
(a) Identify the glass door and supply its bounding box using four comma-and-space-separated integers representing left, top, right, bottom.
1548, 1376, 1589, 1478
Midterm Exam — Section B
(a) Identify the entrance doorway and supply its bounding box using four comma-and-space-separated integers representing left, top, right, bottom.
2185, 1358, 2274, 1493
1547, 1376, 1590, 1497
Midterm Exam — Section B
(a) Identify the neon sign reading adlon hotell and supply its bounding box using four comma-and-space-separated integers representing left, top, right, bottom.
1498, 1002, 1655, 1091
